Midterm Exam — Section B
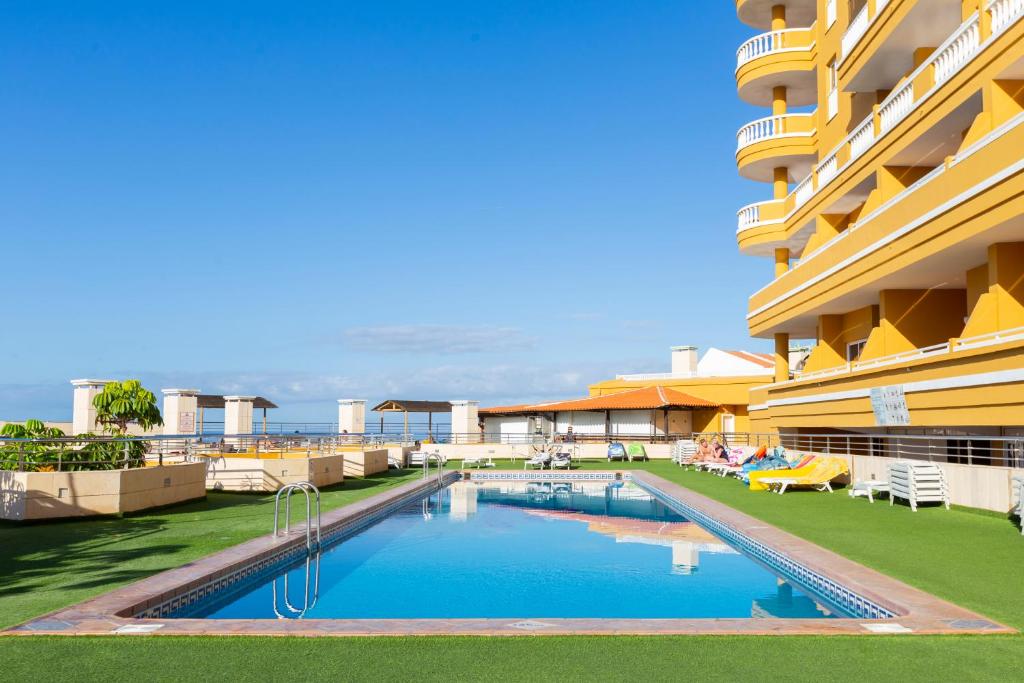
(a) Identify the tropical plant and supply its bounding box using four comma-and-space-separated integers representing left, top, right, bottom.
92, 379, 163, 435
0, 420, 68, 471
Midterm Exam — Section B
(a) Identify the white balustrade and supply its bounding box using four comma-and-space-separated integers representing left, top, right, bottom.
793, 175, 814, 207
817, 153, 839, 187
737, 204, 761, 228
849, 117, 875, 159
988, 0, 1024, 33
737, 115, 781, 149
841, 5, 870, 59
826, 0, 837, 28
736, 31, 780, 68
879, 80, 913, 132
934, 16, 980, 85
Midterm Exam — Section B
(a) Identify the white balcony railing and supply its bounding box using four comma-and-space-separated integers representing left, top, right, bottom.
736, 113, 814, 151
988, 0, 1024, 32
789, 325, 1024, 386
817, 154, 839, 187
934, 15, 981, 84
736, 28, 813, 70
737, 204, 760, 228
841, 4, 870, 59
849, 116, 875, 157
738, 7, 1024, 253
793, 175, 814, 207
878, 79, 914, 132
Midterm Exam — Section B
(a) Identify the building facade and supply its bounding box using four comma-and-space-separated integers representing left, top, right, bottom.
734, 0, 1024, 454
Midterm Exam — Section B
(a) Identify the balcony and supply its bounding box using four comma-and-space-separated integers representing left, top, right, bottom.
735, 112, 817, 182
736, 0, 816, 30
736, 26, 817, 107
746, 108, 1024, 336
763, 330, 1024, 431
840, 0, 964, 91
733, 4, 1024, 256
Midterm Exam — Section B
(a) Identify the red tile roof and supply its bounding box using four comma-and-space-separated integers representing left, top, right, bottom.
480, 386, 718, 416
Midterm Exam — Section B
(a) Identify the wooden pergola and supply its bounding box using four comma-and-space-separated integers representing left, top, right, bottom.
195, 395, 278, 434
370, 400, 453, 438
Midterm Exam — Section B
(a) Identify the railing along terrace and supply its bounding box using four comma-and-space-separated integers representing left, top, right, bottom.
692, 432, 1024, 468
735, 26, 814, 70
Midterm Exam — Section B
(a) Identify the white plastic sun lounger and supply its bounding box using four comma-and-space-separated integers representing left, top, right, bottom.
524, 453, 551, 470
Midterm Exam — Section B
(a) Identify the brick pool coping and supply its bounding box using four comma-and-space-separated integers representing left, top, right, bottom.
4, 470, 1013, 637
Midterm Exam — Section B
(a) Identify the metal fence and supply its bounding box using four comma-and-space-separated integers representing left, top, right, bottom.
693, 432, 1024, 469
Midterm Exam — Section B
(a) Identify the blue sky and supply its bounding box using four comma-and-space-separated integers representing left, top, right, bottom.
2, 1, 771, 421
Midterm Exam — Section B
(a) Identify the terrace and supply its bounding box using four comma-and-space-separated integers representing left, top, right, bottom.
2, 459, 1022, 679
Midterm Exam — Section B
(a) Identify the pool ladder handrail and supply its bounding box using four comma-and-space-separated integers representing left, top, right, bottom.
272, 551, 320, 619
273, 481, 321, 552
421, 450, 445, 486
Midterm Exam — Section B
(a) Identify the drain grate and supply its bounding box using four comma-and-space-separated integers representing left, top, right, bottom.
507, 620, 554, 631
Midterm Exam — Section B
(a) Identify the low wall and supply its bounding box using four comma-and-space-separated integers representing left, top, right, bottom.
343, 449, 389, 477
201, 454, 345, 492
431, 442, 673, 461
0, 462, 207, 521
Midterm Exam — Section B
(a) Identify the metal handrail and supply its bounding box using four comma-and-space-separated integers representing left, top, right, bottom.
422, 451, 445, 486
272, 551, 320, 619
273, 481, 321, 552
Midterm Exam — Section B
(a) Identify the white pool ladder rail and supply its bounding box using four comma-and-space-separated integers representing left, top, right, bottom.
273, 481, 321, 551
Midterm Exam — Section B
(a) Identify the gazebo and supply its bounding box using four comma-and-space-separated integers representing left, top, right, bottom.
195, 394, 278, 434
370, 400, 453, 439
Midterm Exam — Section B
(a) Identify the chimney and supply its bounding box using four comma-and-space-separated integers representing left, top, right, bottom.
671, 346, 698, 375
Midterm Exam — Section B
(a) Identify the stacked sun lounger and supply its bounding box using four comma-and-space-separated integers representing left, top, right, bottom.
888, 461, 950, 511
1015, 476, 1024, 536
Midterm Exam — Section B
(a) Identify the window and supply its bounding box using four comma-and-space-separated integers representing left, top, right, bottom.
846, 338, 867, 362
827, 59, 839, 120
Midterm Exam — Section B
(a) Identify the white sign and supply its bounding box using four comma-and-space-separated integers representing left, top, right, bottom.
179, 411, 195, 433
870, 385, 910, 426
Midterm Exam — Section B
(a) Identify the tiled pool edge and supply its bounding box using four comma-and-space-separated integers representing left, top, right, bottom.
4, 469, 1013, 637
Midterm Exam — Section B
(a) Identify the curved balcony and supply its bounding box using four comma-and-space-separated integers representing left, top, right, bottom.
736, 198, 816, 257
736, 26, 817, 107
736, 112, 817, 182
736, 0, 817, 30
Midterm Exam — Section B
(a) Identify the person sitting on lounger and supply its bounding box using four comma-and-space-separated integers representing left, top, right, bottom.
711, 436, 729, 462
696, 438, 716, 462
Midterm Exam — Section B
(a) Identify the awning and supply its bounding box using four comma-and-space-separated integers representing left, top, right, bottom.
480, 387, 718, 416
371, 400, 454, 413
196, 395, 278, 409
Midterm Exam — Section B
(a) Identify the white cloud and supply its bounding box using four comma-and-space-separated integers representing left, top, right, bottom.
339, 324, 536, 354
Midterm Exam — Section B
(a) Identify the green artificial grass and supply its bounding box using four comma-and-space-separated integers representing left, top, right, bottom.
2, 460, 1023, 681
0, 470, 422, 629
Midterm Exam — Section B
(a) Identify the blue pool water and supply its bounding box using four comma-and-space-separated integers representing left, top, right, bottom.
184, 481, 843, 619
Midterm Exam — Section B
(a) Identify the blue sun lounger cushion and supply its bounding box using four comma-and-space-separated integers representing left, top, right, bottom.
607, 442, 627, 460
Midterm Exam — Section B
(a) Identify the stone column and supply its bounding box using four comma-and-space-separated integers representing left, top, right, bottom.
337, 399, 366, 439
223, 396, 256, 443
70, 379, 112, 435
162, 389, 200, 435
450, 400, 480, 444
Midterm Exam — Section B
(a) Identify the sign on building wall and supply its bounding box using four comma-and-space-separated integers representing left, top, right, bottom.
179, 411, 195, 433
870, 385, 910, 426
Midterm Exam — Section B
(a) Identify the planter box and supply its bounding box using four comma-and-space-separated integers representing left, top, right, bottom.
0, 462, 207, 521
343, 449, 389, 477
202, 454, 345, 492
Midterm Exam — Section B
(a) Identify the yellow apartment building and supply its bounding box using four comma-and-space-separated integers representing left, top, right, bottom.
734, 0, 1024, 451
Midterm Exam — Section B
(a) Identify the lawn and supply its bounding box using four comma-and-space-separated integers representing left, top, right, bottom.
1, 461, 1022, 682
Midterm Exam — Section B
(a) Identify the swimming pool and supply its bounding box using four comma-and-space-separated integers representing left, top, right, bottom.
177, 479, 845, 620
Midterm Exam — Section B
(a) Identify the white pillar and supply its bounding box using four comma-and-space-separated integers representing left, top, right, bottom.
162, 389, 200, 435
71, 379, 113, 435
337, 399, 366, 435
450, 400, 480, 444
223, 396, 255, 442
671, 345, 698, 375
